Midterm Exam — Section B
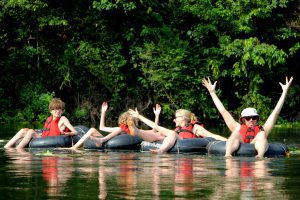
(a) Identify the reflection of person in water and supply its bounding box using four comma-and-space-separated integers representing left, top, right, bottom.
41, 155, 74, 197
174, 157, 194, 196
221, 158, 287, 199
83, 153, 137, 200
4, 148, 33, 177
146, 155, 218, 199
98, 154, 108, 200
118, 154, 138, 199
42, 156, 59, 194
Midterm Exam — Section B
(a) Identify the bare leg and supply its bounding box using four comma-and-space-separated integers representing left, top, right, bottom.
252, 131, 268, 159
16, 129, 39, 149
128, 119, 166, 142
72, 128, 103, 149
225, 130, 241, 157
150, 132, 178, 154
128, 124, 165, 142
4, 128, 30, 148
73, 128, 122, 149
132, 115, 175, 137
98, 129, 122, 144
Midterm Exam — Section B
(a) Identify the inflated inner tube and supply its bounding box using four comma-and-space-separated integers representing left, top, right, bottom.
84, 133, 143, 150
15, 125, 88, 148
141, 137, 216, 153
206, 140, 288, 157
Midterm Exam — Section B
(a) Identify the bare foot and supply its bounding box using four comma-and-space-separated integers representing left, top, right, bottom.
127, 118, 138, 136
150, 149, 163, 154
224, 154, 233, 158
90, 136, 103, 147
285, 151, 290, 157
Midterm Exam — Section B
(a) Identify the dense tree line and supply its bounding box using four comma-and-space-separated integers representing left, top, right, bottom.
0, 0, 299, 127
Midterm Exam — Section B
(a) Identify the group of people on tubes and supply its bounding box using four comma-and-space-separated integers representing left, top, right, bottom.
4, 77, 293, 158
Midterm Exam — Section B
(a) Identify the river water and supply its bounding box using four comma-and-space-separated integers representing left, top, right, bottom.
0, 125, 300, 199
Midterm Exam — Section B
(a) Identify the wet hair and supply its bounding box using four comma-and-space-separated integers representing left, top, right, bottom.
175, 109, 198, 122
49, 98, 65, 111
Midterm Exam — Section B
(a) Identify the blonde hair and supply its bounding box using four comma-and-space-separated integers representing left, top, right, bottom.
175, 109, 197, 122
49, 98, 65, 111
118, 111, 138, 126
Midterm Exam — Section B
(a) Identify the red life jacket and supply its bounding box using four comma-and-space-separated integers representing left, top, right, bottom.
239, 124, 263, 143
41, 116, 69, 137
174, 121, 203, 139
119, 123, 130, 134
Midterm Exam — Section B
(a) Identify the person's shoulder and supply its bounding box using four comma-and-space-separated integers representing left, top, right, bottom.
193, 123, 205, 129
60, 116, 70, 121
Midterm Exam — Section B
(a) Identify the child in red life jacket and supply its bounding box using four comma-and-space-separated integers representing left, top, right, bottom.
4, 98, 77, 149
202, 76, 293, 158
127, 108, 227, 154
71, 102, 161, 149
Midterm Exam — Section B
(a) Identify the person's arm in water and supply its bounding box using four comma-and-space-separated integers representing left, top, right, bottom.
263, 76, 293, 134
202, 77, 240, 132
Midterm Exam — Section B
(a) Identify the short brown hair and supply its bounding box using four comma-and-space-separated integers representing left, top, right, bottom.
49, 98, 65, 111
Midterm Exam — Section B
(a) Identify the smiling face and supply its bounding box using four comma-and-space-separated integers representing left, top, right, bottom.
240, 108, 260, 127
242, 116, 259, 128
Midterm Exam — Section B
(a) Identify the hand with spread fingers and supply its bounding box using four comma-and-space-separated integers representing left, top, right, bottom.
202, 77, 217, 94
280, 76, 293, 92
128, 108, 140, 118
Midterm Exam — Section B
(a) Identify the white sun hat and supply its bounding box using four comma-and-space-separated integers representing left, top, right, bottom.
241, 107, 259, 117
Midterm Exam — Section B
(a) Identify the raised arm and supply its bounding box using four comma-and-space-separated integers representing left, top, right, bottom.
202, 77, 239, 132
153, 104, 161, 131
263, 77, 293, 134
128, 108, 174, 136
99, 102, 120, 133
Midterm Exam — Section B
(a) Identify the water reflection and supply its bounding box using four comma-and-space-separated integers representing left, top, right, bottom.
137, 154, 222, 199
221, 157, 288, 200
42, 155, 74, 197
1, 125, 300, 199
4, 149, 74, 198
4, 148, 33, 177
0, 149, 295, 200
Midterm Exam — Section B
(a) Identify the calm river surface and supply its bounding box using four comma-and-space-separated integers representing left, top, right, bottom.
0, 125, 300, 200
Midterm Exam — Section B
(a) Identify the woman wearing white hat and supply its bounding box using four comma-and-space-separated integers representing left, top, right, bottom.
202, 76, 293, 158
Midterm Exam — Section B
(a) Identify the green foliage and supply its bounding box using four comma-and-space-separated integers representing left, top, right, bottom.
74, 107, 89, 123
0, 0, 298, 125
93, 0, 136, 11
17, 82, 54, 123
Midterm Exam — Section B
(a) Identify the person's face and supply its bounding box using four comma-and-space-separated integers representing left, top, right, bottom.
50, 108, 63, 118
174, 113, 185, 127
243, 116, 259, 127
